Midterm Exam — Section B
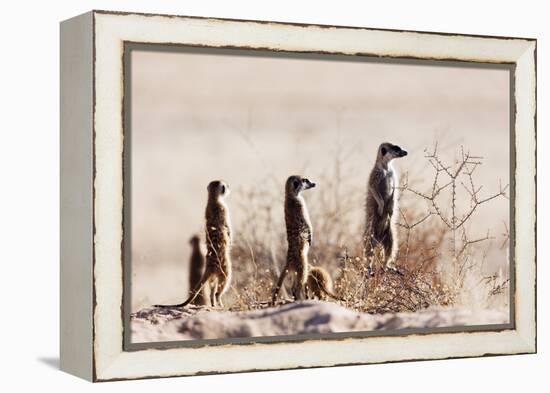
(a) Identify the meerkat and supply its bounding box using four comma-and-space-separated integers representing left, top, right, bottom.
155, 180, 232, 309
306, 266, 342, 301
187, 235, 208, 306
363, 142, 408, 276
272, 175, 316, 304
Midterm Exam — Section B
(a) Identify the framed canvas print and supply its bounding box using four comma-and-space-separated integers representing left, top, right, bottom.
60, 10, 537, 382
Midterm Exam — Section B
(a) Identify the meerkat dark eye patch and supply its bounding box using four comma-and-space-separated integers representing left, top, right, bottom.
381, 147, 387, 155
220, 184, 226, 194
392, 145, 401, 152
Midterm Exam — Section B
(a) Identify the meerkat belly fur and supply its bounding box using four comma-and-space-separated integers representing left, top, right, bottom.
155, 180, 232, 309
272, 175, 316, 304
364, 142, 408, 275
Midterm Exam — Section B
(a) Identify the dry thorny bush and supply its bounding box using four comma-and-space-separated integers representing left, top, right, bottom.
225, 142, 510, 314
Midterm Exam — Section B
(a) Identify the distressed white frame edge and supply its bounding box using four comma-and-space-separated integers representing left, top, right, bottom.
61, 10, 536, 381
60, 11, 94, 381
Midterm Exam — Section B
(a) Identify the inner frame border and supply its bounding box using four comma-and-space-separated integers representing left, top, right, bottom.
121, 42, 517, 352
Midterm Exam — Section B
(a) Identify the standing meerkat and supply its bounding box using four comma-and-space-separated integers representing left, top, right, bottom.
272, 175, 316, 304
363, 142, 408, 276
306, 266, 342, 301
187, 235, 208, 306
155, 180, 232, 308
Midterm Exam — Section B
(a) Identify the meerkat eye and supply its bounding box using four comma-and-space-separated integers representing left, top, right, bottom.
392, 145, 400, 152
220, 184, 226, 194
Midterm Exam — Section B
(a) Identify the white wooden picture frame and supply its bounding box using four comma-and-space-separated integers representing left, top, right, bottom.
60, 10, 536, 382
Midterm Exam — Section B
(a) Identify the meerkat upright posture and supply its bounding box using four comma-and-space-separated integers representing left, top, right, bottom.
306, 266, 341, 301
272, 175, 316, 304
155, 180, 232, 309
187, 235, 208, 306
364, 142, 408, 276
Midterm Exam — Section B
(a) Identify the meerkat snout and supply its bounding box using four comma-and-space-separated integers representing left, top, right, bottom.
303, 178, 316, 189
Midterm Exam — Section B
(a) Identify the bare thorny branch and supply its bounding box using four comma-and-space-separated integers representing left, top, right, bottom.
400, 142, 508, 260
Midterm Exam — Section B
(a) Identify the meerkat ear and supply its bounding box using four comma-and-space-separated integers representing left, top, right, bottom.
381, 147, 387, 156
293, 179, 300, 189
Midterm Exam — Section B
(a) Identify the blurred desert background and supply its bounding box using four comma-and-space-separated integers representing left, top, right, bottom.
128, 47, 510, 325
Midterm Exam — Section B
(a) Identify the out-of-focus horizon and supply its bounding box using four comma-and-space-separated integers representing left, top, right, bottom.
129, 47, 510, 312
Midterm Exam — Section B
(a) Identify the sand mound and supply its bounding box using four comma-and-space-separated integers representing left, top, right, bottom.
131, 300, 508, 343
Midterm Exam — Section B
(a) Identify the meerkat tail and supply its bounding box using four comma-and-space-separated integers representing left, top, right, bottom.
318, 285, 345, 302
154, 276, 208, 308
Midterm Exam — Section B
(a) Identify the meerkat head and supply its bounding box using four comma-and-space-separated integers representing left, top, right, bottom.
377, 142, 408, 165
286, 175, 316, 197
189, 235, 201, 246
207, 180, 231, 200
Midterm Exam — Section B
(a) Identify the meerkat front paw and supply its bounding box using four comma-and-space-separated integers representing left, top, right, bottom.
385, 264, 403, 276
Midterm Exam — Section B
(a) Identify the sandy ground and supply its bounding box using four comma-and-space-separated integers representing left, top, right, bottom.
131, 301, 508, 343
